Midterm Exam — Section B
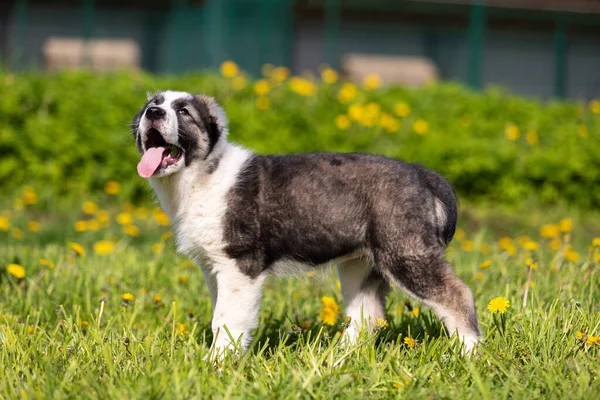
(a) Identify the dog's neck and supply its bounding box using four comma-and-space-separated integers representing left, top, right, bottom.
148, 139, 251, 224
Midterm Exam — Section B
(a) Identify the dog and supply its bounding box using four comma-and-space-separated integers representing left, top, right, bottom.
132, 90, 482, 357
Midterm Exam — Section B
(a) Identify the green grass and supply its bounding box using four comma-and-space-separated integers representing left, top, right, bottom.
1, 198, 600, 399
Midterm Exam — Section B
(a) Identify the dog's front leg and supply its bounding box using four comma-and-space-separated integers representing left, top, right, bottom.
209, 261, 266, 359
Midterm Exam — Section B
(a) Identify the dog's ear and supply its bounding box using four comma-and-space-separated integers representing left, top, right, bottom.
193, 94, 229, 140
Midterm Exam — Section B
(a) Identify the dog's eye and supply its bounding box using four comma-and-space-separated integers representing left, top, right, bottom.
178, 108, 189, 116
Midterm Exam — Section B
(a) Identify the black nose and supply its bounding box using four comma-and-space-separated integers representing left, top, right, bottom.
146, 107, 166, 120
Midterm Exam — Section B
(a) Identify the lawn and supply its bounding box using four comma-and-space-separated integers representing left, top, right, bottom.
1, 187, 599, 399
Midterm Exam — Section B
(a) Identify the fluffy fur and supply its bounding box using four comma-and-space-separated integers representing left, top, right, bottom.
132, 91, 482, 357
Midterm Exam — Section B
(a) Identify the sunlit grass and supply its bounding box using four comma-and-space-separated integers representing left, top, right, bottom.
1, 189, 600, 398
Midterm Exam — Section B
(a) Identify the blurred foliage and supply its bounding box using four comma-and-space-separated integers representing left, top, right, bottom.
0, 68, 599, 208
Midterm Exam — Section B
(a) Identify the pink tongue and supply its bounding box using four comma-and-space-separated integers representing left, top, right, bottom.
137, 147, 166, 178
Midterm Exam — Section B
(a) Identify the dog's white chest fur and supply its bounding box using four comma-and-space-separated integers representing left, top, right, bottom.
149, 142, 251, 265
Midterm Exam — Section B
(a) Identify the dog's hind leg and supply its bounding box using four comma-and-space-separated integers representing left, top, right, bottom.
337, 259, 390, 343
383, 253, 481, 353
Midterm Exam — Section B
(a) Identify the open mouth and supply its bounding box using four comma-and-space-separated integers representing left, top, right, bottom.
137, 128, 184, 178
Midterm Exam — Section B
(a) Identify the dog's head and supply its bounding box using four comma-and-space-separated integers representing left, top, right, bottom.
132, 91, 228, 178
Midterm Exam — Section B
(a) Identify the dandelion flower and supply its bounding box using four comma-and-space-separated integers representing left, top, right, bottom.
153, 209, 170, 226
232, 75, 247, 91
320, 307, 337, 326
564, 247, 580, 263
0, 216, 9, 231
479, 260, 492, 269
161, 232, 173, 242
540, 224, 560, 238
152, 243, 164, 254
525, 258, 537, 269
23, 187, 38, 205
7, 263, 25, 279
178, 275, 189, 284
27, 221, 41, 232
334, 115, 351, 130
123, 224, 140, 237
116, 212, 133, 225
40, 258, 55, 269
404, 337, 416, 349
321, 67, 338, 84
220, 60, 239, 78
363, 73, 381, 90
559, 218, 572, 233
522, 239, 539, 251
375, 318, 388, 329
592, 238, 600, 247
68, 242, 85, 256
79, 321, 89, 328
394, 102, 411, 117
94, 240, 115, 255
589, 99, 600, 114
255, 97, 271, 110
337, 83, 357, 104
122, 293, 135, 302
288, 77, 315, 96
104, 181, 121, 195
272, 67, 290, 82
462, 240, 474, 252
413, 119, 429, 135
487, 297, 510, 314
321, 296, 339, 313
12, 228, 23, 239
82, 201, 98, 215
177, 323, 189, 336
253, 79, 270, 96
525, 129, 538, 145
505, 124, 520, 141
153, 294, 162, 303
74, 220, 88, 232
410, 306, 420, 318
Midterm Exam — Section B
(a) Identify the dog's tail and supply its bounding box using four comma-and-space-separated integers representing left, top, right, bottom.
419, 168, 458, 246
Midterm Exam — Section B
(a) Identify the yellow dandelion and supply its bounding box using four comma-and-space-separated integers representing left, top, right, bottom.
394, 102, 411, 118
23, 187, 38, 205
335, 280, 341, 290
289, 77, 315, 96
272, 66, 290, 82
589, 99, 600, 114
559, 218, 572, 233
87, 220, 100, 231
97, 210, 110, 226
454, 228, 466, 241
410, 306, 420, 318
462, 240, 475, 252
79, 321, 89, 328
94, 240, 115, 255
379, 113, 400, 133
487, 297, 510, 314
348, 103, 364, 122
479, 260, 492, 269
479, 243, 491, 255
40, 258, 55, 269
321, 296, 339, 313
299, 321, 310, 330
153, 294, 162, 303
161, 232, 173, 241
587, 335, 600, 345
525, 129, 538, 145
122, 293, 135, 302
182, 260, 194, 268
177, 323, 189, 336
321, 67, 338, 84
152, 243, 164, 254
404, 337, 416, 349
578, 125, 588, 138
123, 224, 140, 237
337, 82, 357, 104
413, 119, 429, 135
153, 209, 170, 226
525, 258, 537, 270
550, 237, 562, 251
320, 307, 337, 326
363, 73, 381, 90
178, 275, 189, 284
564, 248, 580, 263
12, 228, 23, 239
116, 212, 133, 225
232, 75, 248, 91
7, 263, 25, 279
334, 114, 351, 131
522, 239, 539, 251
68, 242, 85, 256
475, 272, 484, 280
28, 326, 35, 334
74, 220, 87, 232
104, 181, 120, 195
82, 201, 98, 215
27, 221, 41, 233
375, 318, 388, 329
540, 224, 560, 238
528, 281, 535, 288
255, 97, 271, 110
505, 124, 520, 141
220, 60, 239, 78
253, 79, 270, 96
592, 238, 600, 247
0, 216, 9, 231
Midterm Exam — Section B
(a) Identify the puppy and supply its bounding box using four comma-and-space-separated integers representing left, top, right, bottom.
132, 91, 481, 356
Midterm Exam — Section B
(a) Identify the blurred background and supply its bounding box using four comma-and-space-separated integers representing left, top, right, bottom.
2, 0, 600, 99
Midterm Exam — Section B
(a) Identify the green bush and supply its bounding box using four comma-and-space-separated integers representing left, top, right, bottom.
1, 69, 599, 208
